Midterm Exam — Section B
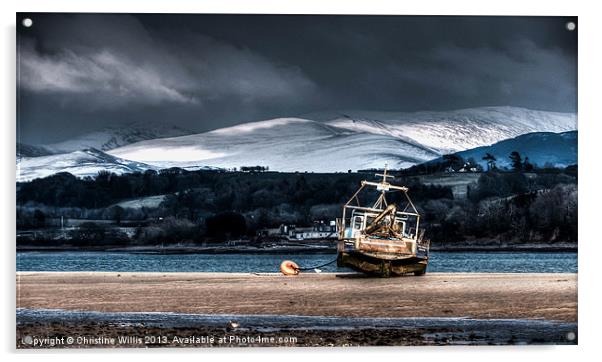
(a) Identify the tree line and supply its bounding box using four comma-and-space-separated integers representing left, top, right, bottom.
402, 150, 570, 175
17, 162, 577, 246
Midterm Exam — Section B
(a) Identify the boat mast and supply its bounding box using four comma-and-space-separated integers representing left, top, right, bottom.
372, 164, 395, 209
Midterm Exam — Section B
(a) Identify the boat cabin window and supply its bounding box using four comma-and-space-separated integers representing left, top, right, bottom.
352, 216, 364, 230
395, 219, 406, 235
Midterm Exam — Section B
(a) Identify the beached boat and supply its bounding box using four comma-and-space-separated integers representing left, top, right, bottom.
336, 167, 430, 277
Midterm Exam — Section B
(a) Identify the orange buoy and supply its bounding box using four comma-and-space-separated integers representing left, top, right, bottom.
280, 260, 300, 276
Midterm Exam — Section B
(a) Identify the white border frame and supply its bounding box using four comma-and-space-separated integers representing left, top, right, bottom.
3, 1, 599, 361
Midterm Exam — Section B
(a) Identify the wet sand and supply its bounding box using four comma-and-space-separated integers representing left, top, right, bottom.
16, 272, 577, 322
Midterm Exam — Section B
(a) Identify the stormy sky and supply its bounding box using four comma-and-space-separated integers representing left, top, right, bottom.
17, 14, 577, 144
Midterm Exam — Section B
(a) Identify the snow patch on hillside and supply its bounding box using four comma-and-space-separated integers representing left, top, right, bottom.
17, 148, 154, 182
108, 107, 576, 172
42, 122, 193, 153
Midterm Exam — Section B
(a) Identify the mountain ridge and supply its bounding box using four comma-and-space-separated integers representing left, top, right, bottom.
108, 106, 576, 172
17, 148, 156, 182
17, 106, 577, 180
41, 122, 193, 153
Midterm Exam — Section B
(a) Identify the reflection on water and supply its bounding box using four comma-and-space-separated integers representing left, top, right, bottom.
17, 251, 577, 273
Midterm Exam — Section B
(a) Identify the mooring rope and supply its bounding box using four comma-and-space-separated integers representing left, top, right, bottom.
297, 258, 338, 271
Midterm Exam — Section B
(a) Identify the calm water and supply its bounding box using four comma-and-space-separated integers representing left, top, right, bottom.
17, 251, 577, 273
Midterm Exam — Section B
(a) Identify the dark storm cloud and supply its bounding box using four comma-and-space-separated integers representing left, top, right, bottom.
19, 15, 316, 108
17, 14, 577, 144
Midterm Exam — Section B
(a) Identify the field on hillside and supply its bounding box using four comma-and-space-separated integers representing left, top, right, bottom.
416, 173, 481, 198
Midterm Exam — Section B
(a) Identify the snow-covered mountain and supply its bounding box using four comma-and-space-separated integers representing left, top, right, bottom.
16, 143, 53, 159
304, 106, 576, 154
107, 106, 576, 173
16, 106, 577, 180
41, 122, 193, 153
453, 131, 577, 169
17, 148, 155, 182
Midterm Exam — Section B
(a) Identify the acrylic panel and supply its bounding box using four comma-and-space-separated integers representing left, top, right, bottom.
16, 13, 577, 348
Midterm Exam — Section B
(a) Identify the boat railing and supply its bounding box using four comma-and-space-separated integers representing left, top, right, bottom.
344, 204, 420, 218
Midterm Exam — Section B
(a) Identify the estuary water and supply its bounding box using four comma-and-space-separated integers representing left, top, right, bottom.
17, 251, 577, 273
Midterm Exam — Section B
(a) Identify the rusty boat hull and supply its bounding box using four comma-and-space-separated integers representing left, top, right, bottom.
337, 238, 429, 277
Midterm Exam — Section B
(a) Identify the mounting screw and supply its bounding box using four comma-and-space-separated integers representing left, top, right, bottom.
566, 21, 576, 31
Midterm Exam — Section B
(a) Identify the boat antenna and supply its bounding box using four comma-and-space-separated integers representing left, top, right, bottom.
375, 163, 394, 184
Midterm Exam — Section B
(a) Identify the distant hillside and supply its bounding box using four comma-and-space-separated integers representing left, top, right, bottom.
41, 122, 193, 153
16, 143, 53, 159
17, 106, 577, 180
454, 131, 577, 169
108, 106, 576, 172
17, 148, 155, 182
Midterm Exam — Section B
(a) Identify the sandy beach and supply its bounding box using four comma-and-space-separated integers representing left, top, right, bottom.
17, 272, 577, 322
16, 272, 578, 347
